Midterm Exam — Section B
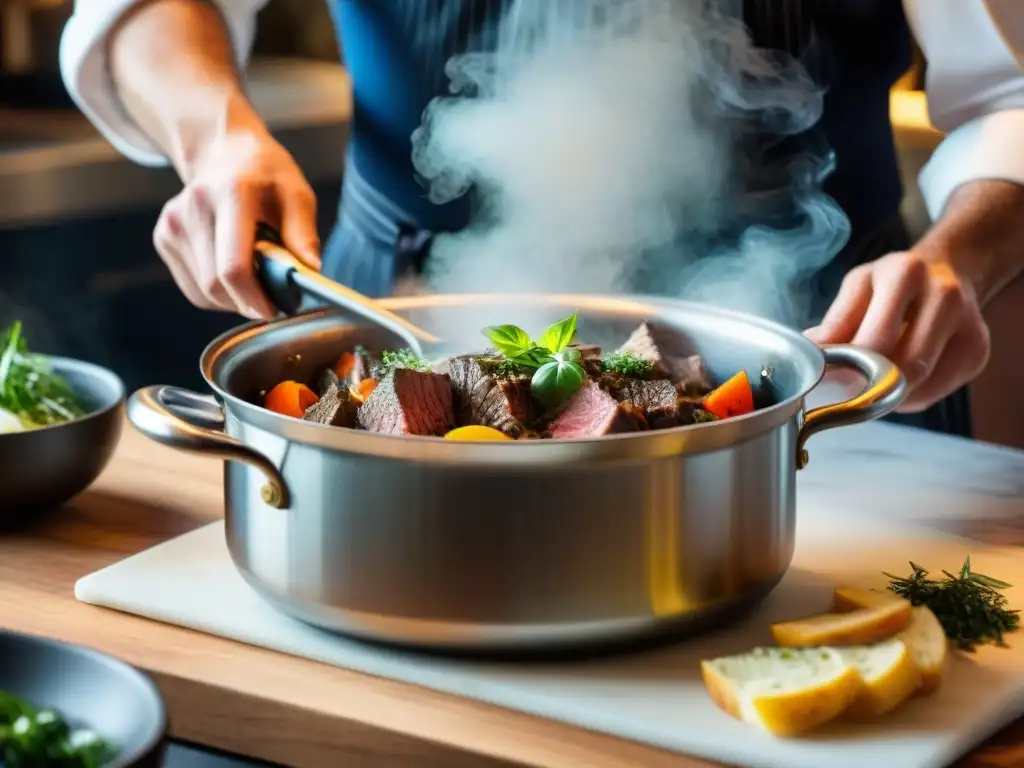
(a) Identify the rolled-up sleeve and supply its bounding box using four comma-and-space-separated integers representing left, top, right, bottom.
59, 0, 267, 167
904, 0, 1024, 221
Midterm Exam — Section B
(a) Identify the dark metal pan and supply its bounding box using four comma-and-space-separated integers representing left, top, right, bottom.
0, 356, 125, 525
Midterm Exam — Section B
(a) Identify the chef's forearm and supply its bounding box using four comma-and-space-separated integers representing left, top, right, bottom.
108, 0, 267, 181
915, 179, 1024, 307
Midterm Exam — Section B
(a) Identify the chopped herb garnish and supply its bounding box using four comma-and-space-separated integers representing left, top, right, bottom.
377, 348, 431, 375
692, 409, 718, 423
885, 555, 1021, 651
600, 352, 654, 378
0, 689, 117, 767
494, 359, 532, 379
0, 322, 87, 429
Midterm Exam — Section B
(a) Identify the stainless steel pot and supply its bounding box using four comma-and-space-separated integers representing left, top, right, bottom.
127, 294, 906, 653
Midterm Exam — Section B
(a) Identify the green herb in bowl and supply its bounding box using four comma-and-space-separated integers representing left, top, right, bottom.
0, 322, 88, 432
0, 688, 118, 767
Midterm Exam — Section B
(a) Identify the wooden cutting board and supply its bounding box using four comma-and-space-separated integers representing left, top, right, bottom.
74, 422, 1024, 768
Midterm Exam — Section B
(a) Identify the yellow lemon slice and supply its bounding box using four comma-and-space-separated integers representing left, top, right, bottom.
444, 425, 512, 441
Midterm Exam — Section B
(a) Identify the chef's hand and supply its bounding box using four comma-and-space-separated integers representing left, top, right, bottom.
805, 250, 990, 414
152, 122, 321, 320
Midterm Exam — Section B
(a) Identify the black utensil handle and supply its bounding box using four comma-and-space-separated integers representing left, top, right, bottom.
253, 222, 304, 314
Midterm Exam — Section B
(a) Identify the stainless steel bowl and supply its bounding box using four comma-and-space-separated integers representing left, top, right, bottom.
126, 294, 905, 654
0, 356, 125, 522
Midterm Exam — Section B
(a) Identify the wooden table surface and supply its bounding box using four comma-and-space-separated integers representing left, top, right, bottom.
0, 419, 1020, 768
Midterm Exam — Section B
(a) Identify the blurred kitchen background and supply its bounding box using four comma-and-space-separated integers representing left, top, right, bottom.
0, 1, 1020, 449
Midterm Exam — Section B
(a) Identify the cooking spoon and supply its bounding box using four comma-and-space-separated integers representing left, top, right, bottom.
252, 223, 440, 357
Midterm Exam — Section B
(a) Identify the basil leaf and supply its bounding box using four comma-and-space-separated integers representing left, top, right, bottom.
482, 324, 533, 359
511, 346, 555, 369
551, 347, 581, 365
531, 359, 586, 409
538, 313, 578, 353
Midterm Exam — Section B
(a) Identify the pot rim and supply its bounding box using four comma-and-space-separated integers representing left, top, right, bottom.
196, 293, 823, 463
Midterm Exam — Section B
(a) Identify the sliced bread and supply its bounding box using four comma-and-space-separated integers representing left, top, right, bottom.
833, 587, 948, 695
701, 647, 861, 737
771, 597, 911, 648
834, 639, 919, 717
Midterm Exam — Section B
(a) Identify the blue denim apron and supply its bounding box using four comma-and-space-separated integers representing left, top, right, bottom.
321, 150, 433, 299
320, 0, 972, 436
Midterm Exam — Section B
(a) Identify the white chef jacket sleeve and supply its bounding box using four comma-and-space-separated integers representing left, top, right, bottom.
904, 0, 1024, 221
59, 0, 267, 167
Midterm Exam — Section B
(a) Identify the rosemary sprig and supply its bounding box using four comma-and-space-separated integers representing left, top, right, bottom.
884, 555, 1020, 652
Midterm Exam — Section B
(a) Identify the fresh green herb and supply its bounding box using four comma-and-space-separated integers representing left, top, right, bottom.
0, 322, 87, 429
377, 348, 431, 375
692, 409, 718, 423
481, 324, 536, 362
493, 358, 533, 379
482, 313, 587, 408
0, 689, 117, 767
482, 313, 579, 367
600, 352, 654, 378
884, 555, 1021, 651
531, 349, 586, 409
537, 314, 578, 356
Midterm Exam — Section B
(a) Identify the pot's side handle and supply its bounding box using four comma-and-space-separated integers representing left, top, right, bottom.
127, 385, 290, 509
796, 344, 907, 470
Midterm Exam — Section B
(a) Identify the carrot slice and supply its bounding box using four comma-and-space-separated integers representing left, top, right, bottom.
264, 381, 319, 419
349, 377, 378, 405
702, 371, 755, 419
334, 352, 356, 381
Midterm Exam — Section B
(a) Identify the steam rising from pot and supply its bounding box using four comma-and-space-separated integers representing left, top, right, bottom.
411, 0, 850, 332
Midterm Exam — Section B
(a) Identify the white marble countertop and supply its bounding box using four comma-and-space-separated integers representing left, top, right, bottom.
798, 378, 1024, 550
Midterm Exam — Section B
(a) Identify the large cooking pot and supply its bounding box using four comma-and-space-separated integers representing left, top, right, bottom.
127, 294, 905, 654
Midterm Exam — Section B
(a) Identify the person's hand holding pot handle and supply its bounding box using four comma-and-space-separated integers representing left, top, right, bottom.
111, 0, 320, 320
807, 180, 1024, 414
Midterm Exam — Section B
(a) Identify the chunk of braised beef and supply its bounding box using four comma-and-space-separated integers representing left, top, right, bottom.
550, 380, 646, 439
303, 382, 358, 428
317, 368, 342, 396
617, 321, 713, 394
352, 346, 381, 385
599, 373, 680, 429
447, 355, 533, 438
570, 344, 604, 377
356, 368, 455, 436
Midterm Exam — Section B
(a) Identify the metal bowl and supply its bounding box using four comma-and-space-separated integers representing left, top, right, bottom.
0, 356, 125, 520
0, 630, 166, 766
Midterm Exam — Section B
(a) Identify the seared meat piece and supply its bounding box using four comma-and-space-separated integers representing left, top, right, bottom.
617, 321, 713, 394
316, 368, 342, 396
673, 354, 714, 397
572, 343, 603, 377
303, 383, 358, 428
356, 368, 455, 436
448, 355, 532, 438
550, 380, 645, 439
351, 346, 381, 385
599, 374, 679, 429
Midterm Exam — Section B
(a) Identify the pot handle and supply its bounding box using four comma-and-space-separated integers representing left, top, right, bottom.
127, 385, 290, 509
796, 344, 907, 470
